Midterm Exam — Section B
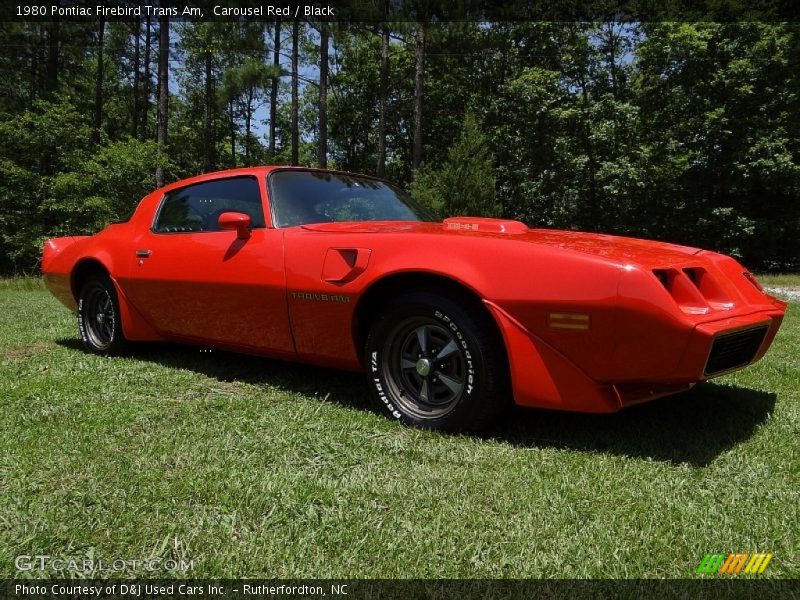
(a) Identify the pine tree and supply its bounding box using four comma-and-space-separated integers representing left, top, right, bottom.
411, 112, 500, 218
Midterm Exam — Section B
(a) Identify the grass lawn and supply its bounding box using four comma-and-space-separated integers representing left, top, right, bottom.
0, 278, 797, 579
758, 274, 800, 288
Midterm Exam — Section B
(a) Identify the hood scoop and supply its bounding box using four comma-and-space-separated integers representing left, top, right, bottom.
443, 217, 529, 234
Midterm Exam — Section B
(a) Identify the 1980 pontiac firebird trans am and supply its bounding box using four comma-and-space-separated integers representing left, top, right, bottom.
42, 166, 786, 431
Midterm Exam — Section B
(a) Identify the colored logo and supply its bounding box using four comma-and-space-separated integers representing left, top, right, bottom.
696, 553, 773, 575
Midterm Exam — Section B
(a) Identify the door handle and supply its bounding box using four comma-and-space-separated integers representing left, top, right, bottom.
135, 249, 151, 258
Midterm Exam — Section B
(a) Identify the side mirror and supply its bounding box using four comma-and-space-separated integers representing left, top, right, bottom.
217, 211, 251, 240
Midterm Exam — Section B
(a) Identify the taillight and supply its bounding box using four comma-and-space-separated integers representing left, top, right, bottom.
742, 271, 764, 292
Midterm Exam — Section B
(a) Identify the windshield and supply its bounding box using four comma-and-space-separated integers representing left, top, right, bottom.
269, 170, 437, 227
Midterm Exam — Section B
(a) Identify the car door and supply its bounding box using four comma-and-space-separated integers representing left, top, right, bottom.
123, 175, 294, 354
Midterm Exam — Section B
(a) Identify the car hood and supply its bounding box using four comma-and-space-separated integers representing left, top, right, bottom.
300, 219, 702, 268
519, 228, 702, 267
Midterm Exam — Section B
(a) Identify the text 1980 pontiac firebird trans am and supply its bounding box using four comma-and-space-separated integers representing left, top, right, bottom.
42, 166, 786, 431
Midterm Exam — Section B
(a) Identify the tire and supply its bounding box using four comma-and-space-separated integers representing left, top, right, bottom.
77, 274, 129, 355
365, 291, 507, 432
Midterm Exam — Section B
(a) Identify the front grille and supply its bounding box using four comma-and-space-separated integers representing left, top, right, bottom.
704, 326, 769, 376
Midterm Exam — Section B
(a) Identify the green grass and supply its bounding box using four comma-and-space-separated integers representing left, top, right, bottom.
758, 273, 800, 287
0, 277, 45, 291
1, 282, 798, 579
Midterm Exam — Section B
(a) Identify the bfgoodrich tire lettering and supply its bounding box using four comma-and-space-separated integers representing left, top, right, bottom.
77, 274, 128, 355
365, 291, 506, 432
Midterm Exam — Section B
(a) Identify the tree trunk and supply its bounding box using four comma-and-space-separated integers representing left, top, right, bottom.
229, 100, 236, 166
317, 24, 329, 168
132, 17, 140, 138
141, 15, 151, 140
578, 77, 598, 230
269, 19, 280, 157
245, 88, 253, 165
29, 28, 39, 105
202, 50, 214, 172
608, 24, 619, 98
376, 25, 389, 176
155, 15, 169, 188
92, 18, 105, 145
412, 23, 426, 169
45, 16, 59, 97
40, 16, 60, 174
290, 20, 299, 166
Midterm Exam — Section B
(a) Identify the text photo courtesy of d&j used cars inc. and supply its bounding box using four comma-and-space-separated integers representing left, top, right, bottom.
1, 0, 798, 598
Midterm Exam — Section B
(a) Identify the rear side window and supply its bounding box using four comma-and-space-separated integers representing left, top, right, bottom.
153, 176, 265, 233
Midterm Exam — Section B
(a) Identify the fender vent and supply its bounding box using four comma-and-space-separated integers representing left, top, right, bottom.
652, 267, 733, 313
705, 326, 768, 376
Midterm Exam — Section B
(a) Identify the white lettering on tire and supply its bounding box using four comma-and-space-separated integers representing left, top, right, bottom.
370, 307, 478, 421
371, 350, 402, 418
434, 309, 476, 396
77, 298, 88, 343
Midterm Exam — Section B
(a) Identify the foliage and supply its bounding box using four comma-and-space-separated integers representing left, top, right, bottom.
410, 112, 500, 218
0, 20, 799, 272
0, 98, 160, 273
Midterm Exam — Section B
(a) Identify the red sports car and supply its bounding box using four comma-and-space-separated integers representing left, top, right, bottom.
42, 166, 786, 431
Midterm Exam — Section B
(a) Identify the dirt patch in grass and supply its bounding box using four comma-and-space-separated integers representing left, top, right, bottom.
1, 342, 54, 360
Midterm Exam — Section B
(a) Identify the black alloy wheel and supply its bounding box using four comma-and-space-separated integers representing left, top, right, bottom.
77, 275, 128, 355
384, 318, 468, 420
365, 291, 507, 431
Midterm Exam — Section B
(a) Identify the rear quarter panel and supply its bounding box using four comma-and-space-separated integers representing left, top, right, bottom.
42, 217, 159, 341
42, 236, 91, 310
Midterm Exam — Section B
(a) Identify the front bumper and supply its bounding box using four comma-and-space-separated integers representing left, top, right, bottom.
488, 298, 786, 414
674, 309, 784, 382
613, 307, 784, 408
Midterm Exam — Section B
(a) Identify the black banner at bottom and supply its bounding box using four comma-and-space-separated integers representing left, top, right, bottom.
2, 579, 799, 600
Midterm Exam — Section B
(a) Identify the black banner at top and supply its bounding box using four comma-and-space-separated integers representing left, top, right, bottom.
4, 0, 800, 23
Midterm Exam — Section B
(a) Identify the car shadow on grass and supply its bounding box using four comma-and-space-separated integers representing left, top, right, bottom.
487, 383, 777, 467
57, 338, 376, 410
57, 338, 777, 467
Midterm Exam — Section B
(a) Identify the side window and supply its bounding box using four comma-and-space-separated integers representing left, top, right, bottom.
154, 176, 265, 233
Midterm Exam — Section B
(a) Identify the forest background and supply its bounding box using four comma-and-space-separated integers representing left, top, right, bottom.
2, 6, 799, 273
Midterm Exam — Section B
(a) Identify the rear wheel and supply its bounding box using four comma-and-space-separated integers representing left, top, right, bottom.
77, 275, 128, 355
365, 291, 507, 432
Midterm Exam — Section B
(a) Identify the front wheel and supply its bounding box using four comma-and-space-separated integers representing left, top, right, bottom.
365, 292, 507, 432
77, 275, 128, 355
